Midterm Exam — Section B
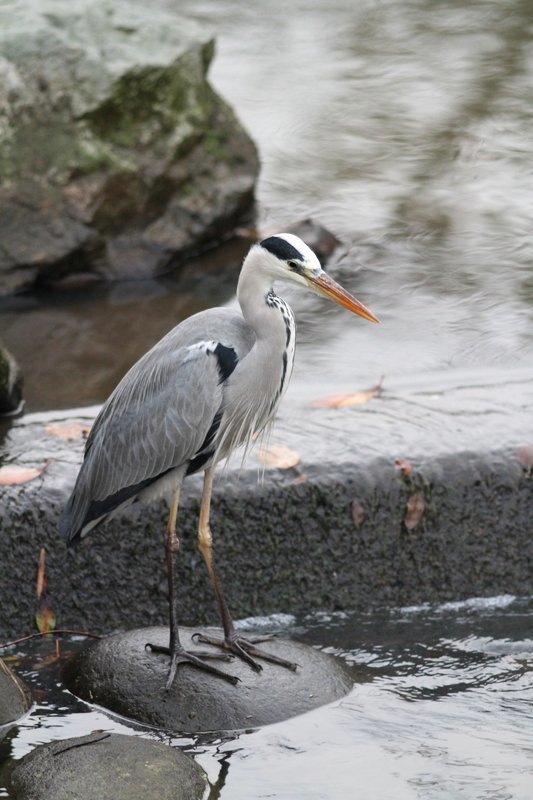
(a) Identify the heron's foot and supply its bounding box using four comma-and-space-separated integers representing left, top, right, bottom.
192, 631, 299, 673
145, 641, 238, 689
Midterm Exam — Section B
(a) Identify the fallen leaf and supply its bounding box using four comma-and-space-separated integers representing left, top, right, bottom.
44, 421, 92, 441
404, 492, 425, 530
257, 445, 300, 469
0, 463, 48, 485
394, 458, 413, 478
311, 376, 384, 409
351, 500, 366, 527
291, 473, 308, 485
35, 548, 56, 634
36, 547, 46, 600
34, 652, 60, 669
517, 445, 533, 473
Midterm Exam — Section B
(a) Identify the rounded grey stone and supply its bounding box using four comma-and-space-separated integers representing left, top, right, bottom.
63, 626, 355, 732
8, 732, 207, 800
0, 658, 32, 726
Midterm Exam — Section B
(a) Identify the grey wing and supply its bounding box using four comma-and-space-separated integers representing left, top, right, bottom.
86, 343, 225, 498
60, 316, 247, 542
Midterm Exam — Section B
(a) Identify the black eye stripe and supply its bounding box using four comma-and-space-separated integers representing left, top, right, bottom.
260, 236, 304, 262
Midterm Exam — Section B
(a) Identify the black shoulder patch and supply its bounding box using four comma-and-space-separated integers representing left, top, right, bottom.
260, 236, 304, 263
214, 343, 238, 384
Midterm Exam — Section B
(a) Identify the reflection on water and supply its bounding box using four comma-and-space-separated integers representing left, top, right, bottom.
1, 596, 532, 799
2, 0, 533, 411
0, 240, 246, 411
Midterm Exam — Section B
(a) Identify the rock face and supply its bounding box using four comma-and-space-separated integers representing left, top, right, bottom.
0, 658, 32, 727
0, 0, 258, 295
7, 732, 208, 800
0, 341, 22, 415
63, 626, 355, 733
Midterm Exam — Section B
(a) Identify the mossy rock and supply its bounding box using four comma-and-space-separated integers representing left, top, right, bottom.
0, 0, 258, 294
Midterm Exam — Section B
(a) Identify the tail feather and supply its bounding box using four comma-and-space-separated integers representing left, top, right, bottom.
58, 494, 87, 547
58, 472, 159, 546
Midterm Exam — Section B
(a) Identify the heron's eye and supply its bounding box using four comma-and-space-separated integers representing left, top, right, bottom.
287, 260, 301, 272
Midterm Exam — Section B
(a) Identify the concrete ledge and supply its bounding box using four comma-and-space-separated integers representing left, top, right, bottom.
0, 380, 532, 640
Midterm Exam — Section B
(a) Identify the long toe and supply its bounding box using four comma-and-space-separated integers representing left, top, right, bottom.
146, 641, 238, 688
167, 648, 239, 690
146, 641, 232, 661
193, 632, 299, 672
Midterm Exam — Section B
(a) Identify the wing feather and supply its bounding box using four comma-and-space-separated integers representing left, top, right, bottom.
61, 307, 255, 541
86, 346, 223, 501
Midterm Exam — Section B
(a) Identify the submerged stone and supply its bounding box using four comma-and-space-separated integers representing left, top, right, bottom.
0, 658, 32, 727
8, 732, 207, 800
63, 626, 355, 732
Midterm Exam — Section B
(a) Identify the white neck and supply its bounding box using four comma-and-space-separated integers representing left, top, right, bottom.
237, 247, 284, 341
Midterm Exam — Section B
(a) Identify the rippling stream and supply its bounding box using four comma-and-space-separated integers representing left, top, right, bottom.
1, 596, 532, 799
1, 0, 532, 410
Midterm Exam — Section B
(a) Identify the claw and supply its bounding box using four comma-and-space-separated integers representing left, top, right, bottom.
146, 641, 239, 689
193, 631, 299, 672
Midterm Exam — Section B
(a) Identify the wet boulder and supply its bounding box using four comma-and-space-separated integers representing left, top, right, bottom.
287, 218, 342, 265
0, 341, 22, 416
7, 732, 207, 800
63, 626, 355, 732
0, 0, 258, 295
0, 658, 32, 727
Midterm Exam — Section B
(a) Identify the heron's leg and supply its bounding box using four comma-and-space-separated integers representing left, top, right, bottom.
146, 485, 238, 689
195, 467, 298, 673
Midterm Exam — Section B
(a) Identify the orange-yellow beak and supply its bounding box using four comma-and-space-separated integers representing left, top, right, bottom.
307, 271, 379, 324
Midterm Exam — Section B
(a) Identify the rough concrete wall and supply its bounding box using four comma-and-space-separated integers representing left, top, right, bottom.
0, 442, 531, 640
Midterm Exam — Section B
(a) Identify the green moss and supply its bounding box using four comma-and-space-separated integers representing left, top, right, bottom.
82, 60, 209, 150
203, 128, 227, 159
70, 137, 136, 178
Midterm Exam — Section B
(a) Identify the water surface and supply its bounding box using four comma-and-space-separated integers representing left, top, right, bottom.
1, 595, 531, 799
1, 0, 532, 411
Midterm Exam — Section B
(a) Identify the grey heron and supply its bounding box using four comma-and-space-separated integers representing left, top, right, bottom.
60, 233, 378, 688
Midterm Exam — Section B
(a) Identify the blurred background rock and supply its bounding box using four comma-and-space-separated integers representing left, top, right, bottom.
0, 0, 258, 296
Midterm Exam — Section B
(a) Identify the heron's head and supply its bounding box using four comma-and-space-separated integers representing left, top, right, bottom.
257, 233, 379, 324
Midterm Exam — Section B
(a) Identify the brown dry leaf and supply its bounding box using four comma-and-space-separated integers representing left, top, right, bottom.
35, 601, 56, 635
291, 473, 308, 485
36, 547, 46, 599
0, 463, 48, 485
404, 492, 425, 530
351, 500, 366, 527
311, 376, 384, 409
394, 458, 413, 478
257, 445, 300, 469
34, 652, 60, 670
35, 548, 56, 634
517, 445, 533, 471
44, 421, 92, 441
